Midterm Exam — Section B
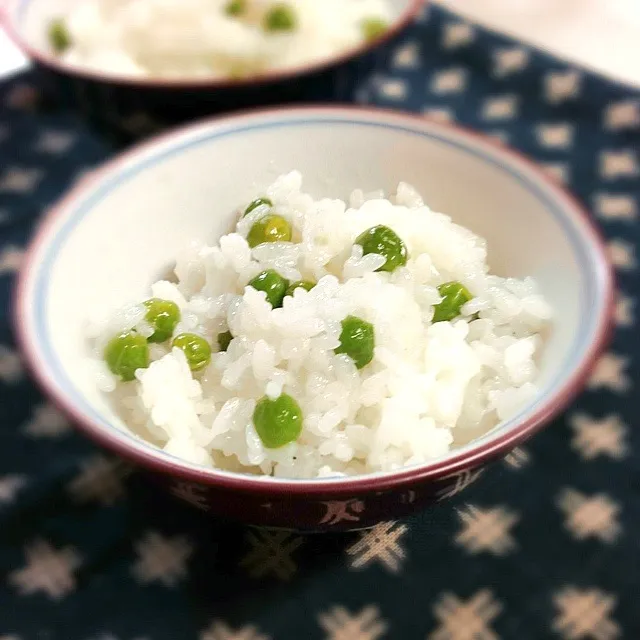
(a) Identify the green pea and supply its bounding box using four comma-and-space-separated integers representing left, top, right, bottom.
172, 333, 212, 371
247, 214, 292, 248
225, 0, 246, 16
244, 197, 273, 217
264, 3, 297, 31
432, 282, 474, 323
253, 393, 303, 448
48, 18, 71, 53
285, 280, 315, 297
355, 225, 408, 273
248, 269, 290, 308
218, 330, 233, 352
143, 298, 180, 343
334, 315, 375, 370
104, 331, 149, 382
361, 17, 388, 41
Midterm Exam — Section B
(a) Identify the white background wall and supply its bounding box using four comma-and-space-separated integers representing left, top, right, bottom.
438, 0, 640, 87
1, 0, 640, 86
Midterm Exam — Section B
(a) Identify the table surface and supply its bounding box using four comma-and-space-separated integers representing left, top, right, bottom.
2, 0, 640, 86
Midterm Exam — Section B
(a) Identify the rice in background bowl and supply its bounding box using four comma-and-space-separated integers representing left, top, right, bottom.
48, 0, 394, 80
6, 0, 423, 141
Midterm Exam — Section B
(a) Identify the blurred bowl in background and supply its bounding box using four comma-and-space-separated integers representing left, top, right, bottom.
3, 0, 424, 142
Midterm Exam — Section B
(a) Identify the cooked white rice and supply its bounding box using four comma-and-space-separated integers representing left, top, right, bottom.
51, 0, 392, 79
88, 171, 553, 478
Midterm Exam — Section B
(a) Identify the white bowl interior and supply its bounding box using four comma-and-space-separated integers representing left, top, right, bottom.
21, 109, 608, 480
15, 0, 414, 57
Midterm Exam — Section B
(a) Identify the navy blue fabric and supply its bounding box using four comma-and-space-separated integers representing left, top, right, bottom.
1, 7, 638, 639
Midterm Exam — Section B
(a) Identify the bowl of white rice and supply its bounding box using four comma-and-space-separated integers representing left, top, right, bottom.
15, 106, 613, 531
4, 0, 423, 140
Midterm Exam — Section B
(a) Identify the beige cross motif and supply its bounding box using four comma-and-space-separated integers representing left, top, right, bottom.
318, 605, 387, 640
393, 41, 420, 69
503, 446, 530, 470
455, 504, 519, 555
429, 589, 502, 640
600, 150, 640, 180
22, 402, 71, 437
0, 168, 43, 193
604, 99, 640, 130
536, 123, 575, 149
431, 68, 468, 95
442, 22, 475, 50
594, 193, 637, 221
557, 489, 622, 543
67, 455, 133, 505
553, 587, 620, 640
35, 130, 76, 154
378, 78, 408, 101
0, 474, 27, 505
614, 292, 634, 327
482, 94, 519, 120
132, 532, 194, 587
587, 353, 631, 393
8, 539, 82, 600
545, 70, 581, 103
493, 47, 529, 77
570, 413, 628, 460
0, 345, 24, 384
346, 521, 408, 573
201, 622, 270, 640
0, 245, 24, 275
607, 239, 636, 270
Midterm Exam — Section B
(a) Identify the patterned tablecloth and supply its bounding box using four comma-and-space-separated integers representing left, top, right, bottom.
0, 6, 638, 640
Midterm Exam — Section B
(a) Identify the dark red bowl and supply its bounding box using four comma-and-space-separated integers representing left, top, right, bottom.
2, 0, 425, 143
14, 105, 614, 532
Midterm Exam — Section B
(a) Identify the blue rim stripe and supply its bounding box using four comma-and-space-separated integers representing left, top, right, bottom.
29, 118, 600, 478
